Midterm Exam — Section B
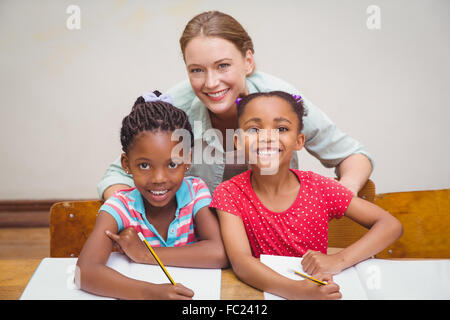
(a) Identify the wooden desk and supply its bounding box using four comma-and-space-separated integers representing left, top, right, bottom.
1, 249, 346, 300
0, 259, 42, 300
0, 259, 263, 300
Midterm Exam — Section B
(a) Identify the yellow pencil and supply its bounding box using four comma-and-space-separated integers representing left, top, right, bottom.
294, 270, 327, 286
138, 232, 176, 285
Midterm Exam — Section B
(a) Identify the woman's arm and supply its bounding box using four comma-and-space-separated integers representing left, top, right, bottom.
217, 210, 341, 300
337, 153, 373, 195
76, 211, 194, 299
299, 96, 374, 193
106, 207, 229, 269
302, 197, 403, 275
97, 155, 134, 200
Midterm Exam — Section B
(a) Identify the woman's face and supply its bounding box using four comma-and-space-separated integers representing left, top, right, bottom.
184, 36, 254, 117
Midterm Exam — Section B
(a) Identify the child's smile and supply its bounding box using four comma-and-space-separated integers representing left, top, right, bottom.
249, 141, 283, 169
237, 96, 304, 173
146, 188, 170, 202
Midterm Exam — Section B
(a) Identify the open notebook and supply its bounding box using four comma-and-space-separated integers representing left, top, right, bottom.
20, 252, 221, 300
260, 255, 450, 300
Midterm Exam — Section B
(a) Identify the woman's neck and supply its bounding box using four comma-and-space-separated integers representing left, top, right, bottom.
208, 108, 237, 149
208, 107, 237, 128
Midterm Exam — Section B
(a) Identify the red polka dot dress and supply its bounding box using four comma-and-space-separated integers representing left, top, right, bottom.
210, 169, 353, 258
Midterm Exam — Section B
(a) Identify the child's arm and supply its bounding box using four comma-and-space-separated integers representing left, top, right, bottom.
301, 197, 403, 275
106, 207, 228, 269
76, 211, 194, 299
217, 209, 342, 300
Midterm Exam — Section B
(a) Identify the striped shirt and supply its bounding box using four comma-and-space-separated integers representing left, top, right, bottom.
100, 176, 212, 247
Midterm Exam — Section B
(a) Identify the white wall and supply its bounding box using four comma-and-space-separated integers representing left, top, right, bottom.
0, 0, 449, 200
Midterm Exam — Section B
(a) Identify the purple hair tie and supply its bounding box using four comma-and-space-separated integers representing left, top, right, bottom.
142, 91, 174, 105
235, 97, 243, 105
292, 94, 302, 102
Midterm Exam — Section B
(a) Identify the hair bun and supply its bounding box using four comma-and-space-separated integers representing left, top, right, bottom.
153, 90, 162, 97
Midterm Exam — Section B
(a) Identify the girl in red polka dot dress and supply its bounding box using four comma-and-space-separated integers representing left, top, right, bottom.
210, 91, 403, 299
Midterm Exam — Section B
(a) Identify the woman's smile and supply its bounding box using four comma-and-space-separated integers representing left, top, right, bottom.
185, 36, 253, 116
204, 88, 230, 101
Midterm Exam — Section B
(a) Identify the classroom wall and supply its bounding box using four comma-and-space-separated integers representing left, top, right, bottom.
0, 0, 449, 200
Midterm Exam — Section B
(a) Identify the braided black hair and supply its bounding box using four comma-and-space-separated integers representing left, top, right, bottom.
236, 91, 307, 132
120, 90, 194, 153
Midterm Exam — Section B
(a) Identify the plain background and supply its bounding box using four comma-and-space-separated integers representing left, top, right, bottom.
0, 0, 449, 200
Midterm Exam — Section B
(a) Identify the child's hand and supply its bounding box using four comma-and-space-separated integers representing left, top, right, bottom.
301, 250, 344, 275
301, 273, 342, 300
105, 228, 148, 263
287, 273, 341, 300
146, 283, 194, 300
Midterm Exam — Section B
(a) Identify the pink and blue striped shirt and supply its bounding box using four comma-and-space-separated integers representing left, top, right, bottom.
100, 176, 212, 247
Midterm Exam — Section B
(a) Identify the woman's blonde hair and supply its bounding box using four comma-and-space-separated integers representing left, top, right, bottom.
179, 11, 254, 61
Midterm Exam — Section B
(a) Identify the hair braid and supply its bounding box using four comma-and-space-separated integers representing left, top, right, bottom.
120, 91, 194, 153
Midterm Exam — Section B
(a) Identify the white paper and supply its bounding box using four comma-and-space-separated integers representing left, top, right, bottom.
20, 252, 221, 300
259, 254, 450, 300
260, 254, 367, 300
355, 259, 450, 300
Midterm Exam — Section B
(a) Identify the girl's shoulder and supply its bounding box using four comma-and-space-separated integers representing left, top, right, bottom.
214, 170, 252, 195
294, 169, 352, 196
293, 169, 336, 187
108, 187, 138, 203
183, 175, 211, 192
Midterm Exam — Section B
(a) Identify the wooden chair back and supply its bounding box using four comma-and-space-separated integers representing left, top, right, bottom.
374, 189, 450, 258
50, 200, 102, 257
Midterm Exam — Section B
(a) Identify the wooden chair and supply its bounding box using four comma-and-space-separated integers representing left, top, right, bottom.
50, 200, 103, 257
374, 189, 450, 258
329, 183, 450, 259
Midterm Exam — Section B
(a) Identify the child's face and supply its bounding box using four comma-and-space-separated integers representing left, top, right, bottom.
236, 96, 305, 174
121, 130, 190, 209
184, 36, 254, 117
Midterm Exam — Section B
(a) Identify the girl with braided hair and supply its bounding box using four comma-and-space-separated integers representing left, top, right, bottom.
76, 91, 227, 299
